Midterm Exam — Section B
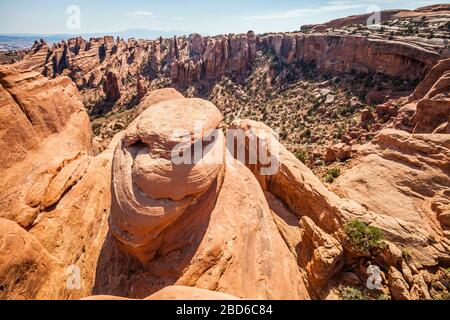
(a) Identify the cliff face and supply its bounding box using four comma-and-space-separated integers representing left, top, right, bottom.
301, 4, 450, 31
261, 34, 440, 79
10, 29, 443, 110
0, 66, 111, 299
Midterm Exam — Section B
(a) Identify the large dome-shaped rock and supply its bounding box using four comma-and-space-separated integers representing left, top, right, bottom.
98, 98, 310, 300
110, 98, 224, 261
135, 88, 184, 115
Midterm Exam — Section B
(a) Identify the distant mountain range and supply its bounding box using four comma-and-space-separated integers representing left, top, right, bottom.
0, 29, 197, 51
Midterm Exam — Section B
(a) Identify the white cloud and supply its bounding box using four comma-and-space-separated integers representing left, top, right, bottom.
127, 11, 155, 19
171, 17, 184, 21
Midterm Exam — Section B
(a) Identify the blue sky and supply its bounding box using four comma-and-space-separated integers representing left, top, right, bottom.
0, 0, 445, 35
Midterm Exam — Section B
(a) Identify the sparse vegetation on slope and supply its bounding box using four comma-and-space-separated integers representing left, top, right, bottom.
344, 220, 385, 255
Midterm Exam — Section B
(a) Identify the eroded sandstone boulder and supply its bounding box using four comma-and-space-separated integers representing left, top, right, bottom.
98, 98, 310, 299
103, 68, 122, 101
135, 88, 184, 115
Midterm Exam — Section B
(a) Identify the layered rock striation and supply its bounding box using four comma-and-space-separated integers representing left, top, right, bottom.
98, 97, 310, 299
0, 66, 112, 299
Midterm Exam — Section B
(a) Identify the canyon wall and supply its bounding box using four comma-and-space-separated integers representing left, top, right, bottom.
11, 30, 442, 104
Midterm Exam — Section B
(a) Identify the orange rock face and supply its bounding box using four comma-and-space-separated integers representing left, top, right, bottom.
332, 129, 450, 269
411, 58, 450, 133
135, 88, 184, 115
0, 66, 112, 299
229, 117, 450, 299
9, 26, 443, 118
97, 98, 310, 300
84, 286, 239, 300
302, 4, 450, 31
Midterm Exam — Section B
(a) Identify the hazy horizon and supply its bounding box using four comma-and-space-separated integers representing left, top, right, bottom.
0, 0, 445, 36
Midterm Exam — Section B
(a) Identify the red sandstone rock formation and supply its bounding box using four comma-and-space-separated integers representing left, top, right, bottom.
411, 58, 450, 133
136, 75, 147, 101
0, 58, 449, 300
135, 88, 184, 115
0, 66, 112, 299
301, 4, 450, 32
97, 98, 310, 299
262, 34, 440, 80
10, 26, 442, 112
230, 118, 450, 298
103, 68, 122, 101
0, 7, 448, 300
84, 286, 239, 300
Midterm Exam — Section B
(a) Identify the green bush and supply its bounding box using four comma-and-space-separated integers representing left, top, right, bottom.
377, 293, 391, 300
303, 128, 312, 138
344, 220, 385, 255
327, 167, 341, 178
324, 167, 341, 183
294, 149, 308, 164
434, 292, 450, 301
340, 287, 367, 300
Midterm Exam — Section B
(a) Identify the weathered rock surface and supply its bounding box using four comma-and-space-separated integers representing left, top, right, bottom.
388, 267, 411, 300
0, 66, 112, 299
325, 143, 352, 164
229, 117, 450, 299
103, 68, 122, 101
411, 58, 450, 133
135, 88, 184, 115
1, 6, 449, 300
332, 129, 450, 268
298, 217, 344, 289
301, 4, 450, 32
94, 98, 310, 300
84, 286, 239, 300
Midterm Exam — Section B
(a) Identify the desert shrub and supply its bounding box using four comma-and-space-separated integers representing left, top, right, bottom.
91, 121, 102, 136
324, 167, 341, 183
338, 103, 356, 116
294, 149, 308, 164
279, 128, 288, 140
344, 220, 385, 255
340, 286, 367, 300
377, 293, 391, 300
434, 292, 450, 300
302, 128, 312, 138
